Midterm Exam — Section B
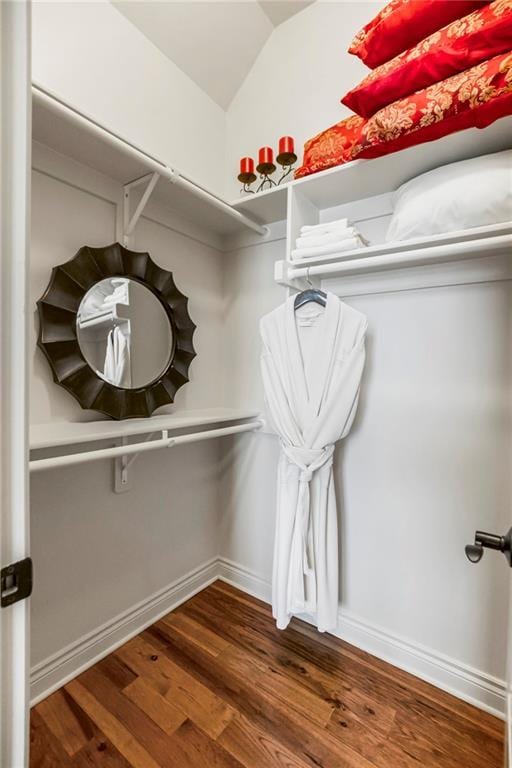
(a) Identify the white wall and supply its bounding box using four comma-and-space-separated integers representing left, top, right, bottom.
226, 1, 380, 198
30, 144, 225, 671
333, 281, 510, 672
32, 0, 227, 196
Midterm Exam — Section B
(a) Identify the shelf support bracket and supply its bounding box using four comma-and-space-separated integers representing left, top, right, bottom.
123, 171, 160, 248
114, 430, 163, 493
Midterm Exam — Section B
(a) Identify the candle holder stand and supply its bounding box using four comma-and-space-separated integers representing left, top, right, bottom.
276, 151, 297, 185
238, 171, 257, 194
256, 162, 277, 192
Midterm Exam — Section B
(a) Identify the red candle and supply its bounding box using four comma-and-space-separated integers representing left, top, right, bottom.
240, 157, 254, 175
279, 136, 295, 155
258, 146, 273, 165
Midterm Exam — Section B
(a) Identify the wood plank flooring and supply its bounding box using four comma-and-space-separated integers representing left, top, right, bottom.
30, 581, 504, 768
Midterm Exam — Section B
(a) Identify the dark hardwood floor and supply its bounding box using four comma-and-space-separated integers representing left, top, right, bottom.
30, 581, 504, 767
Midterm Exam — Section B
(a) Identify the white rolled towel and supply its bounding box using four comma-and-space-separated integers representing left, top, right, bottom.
300, 218, 349, 235
291, 236, 365, 260
296, 227, 366, 249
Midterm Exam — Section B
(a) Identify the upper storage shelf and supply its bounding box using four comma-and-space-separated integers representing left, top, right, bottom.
32, 85, 267, 238
232, 116, 512, 225
30, 407, 261, 451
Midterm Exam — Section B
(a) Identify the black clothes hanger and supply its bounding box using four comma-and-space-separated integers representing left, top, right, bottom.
294, 268, 327, 310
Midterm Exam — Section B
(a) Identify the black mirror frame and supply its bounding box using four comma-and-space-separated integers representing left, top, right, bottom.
37, 242, 196, 420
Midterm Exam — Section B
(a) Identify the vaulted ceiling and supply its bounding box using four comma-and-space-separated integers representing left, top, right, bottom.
112, 1, 313, 109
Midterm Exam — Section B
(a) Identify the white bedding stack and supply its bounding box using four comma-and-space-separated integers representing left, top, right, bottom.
291, 218, 368, 260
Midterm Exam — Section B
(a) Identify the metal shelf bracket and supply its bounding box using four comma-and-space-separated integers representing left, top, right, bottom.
108, 422, 262, 493
114, 429, 164, 493
122, 171, 160, 247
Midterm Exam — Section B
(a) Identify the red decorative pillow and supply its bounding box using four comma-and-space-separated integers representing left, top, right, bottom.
349, 0, 490, 69
343, 0, 512, 117
295, 51, 512, 179
294, 115, 366, 179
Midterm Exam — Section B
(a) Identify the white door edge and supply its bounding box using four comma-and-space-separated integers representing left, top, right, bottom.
0, 2, 32, 767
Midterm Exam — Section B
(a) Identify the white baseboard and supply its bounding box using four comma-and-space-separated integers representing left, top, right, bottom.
31, 555, 507, 720
333, 611, 506, 719
217, 557, 272, 604
217, 556, 507, 720
30, 558, 219, 706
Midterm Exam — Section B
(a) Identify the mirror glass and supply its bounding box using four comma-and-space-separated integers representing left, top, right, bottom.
76, 278, 173, 389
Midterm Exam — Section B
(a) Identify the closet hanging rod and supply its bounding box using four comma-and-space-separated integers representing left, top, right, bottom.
29, 420, 263, 473
284, 233, 512, 281
32, 84, 268, 237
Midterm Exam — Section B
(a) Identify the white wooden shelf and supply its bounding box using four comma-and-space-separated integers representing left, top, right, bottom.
232, 184, 288, 226
232, 117, 512, 226
276, 225, 512, 287
32, 85, 267, 238
288, 222, 512, 269
30, 407, 260, 451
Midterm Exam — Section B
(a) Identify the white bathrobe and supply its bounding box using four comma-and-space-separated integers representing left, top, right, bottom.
260, 292, 367, 632
104, 326, 131, 388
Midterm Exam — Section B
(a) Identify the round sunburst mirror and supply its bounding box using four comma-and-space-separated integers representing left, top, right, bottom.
37, 242, 196, 420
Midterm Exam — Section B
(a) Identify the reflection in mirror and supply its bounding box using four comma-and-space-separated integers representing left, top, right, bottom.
76, 278, 174, 389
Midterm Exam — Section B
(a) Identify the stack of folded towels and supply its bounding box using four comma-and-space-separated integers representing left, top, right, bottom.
291, 218, 368, 260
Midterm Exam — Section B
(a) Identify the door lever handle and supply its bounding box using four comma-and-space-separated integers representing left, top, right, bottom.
465, 543, 484, 563
465, 528, 512, 567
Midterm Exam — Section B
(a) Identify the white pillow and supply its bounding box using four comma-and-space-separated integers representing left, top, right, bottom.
386, 150, 512, 242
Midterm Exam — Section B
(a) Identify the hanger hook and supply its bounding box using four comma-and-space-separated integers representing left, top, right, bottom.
306, 267, 312, 288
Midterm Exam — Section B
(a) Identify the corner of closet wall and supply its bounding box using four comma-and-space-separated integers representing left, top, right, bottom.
225, 1, 381, 199
219, 0, 390, 600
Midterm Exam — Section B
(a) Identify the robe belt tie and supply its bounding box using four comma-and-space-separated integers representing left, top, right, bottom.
282, 444, 335, 481
281, 444, 335, 613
